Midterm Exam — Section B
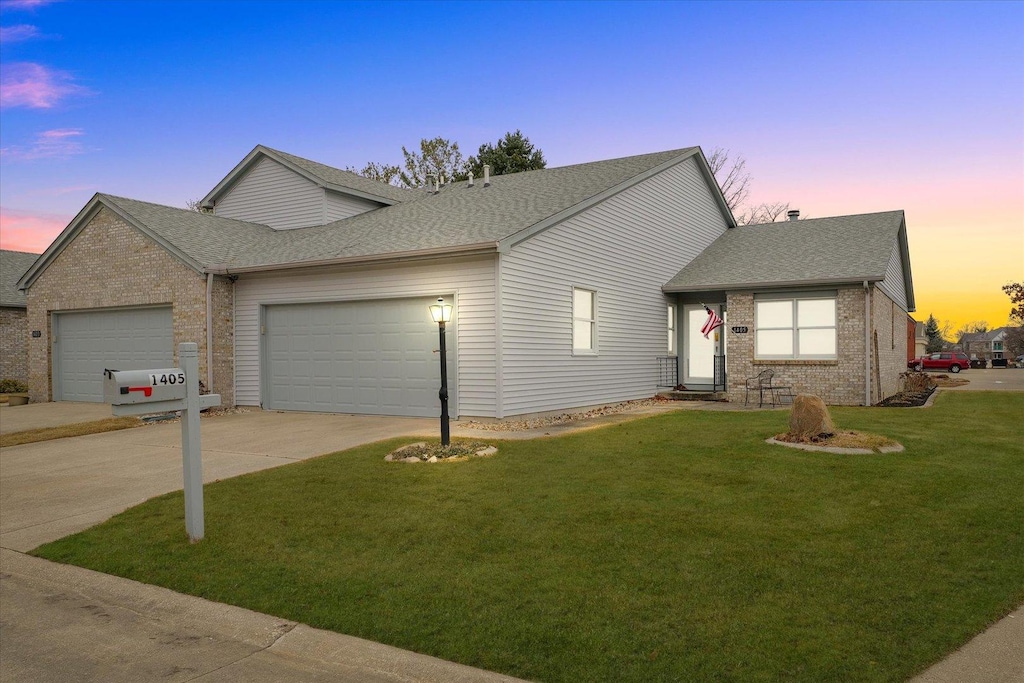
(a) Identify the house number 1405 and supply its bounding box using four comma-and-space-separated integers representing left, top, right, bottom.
150, 372, 186, 386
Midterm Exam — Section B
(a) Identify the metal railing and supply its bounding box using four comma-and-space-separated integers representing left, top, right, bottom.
714, 354, 726, 392
657, 356, 678, 387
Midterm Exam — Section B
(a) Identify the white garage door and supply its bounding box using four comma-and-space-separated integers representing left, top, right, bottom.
53, 307, 174, 402
264, 298, 455, 417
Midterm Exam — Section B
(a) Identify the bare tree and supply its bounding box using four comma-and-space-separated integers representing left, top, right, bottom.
186, 198, 211, 213
707, 147, 793, 225
347, 162, 402, 186
737, 202, 793, 226
706, 148, 750, 212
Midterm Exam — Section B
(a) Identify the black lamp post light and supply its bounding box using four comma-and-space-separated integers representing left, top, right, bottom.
429, 297, 453, 446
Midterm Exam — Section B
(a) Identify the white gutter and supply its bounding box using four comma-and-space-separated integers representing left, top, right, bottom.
864, 280, 871, 406
204, 242, 498, 276
206, 272, 214, 391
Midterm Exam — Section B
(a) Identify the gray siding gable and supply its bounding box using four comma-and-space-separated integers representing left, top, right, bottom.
498, 155, 729, 416
215, 157, 325, 230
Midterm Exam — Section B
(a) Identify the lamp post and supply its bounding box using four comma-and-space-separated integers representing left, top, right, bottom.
429, 297, 453, 446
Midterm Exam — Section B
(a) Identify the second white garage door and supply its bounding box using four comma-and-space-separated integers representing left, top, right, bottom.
263, 298, 455, 417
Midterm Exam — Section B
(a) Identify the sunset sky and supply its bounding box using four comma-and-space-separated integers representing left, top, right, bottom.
1, 0, 1021, 333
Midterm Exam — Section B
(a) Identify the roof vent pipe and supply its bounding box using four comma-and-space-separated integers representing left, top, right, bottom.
787, 209, 800, 221
483, 164, 490, 187
468, 171, 474, 187
434, 176, 440, 194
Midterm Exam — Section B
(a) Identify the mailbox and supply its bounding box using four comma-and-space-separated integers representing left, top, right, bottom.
104, 368, 188, 405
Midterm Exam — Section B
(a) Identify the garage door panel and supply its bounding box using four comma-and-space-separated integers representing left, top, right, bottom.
265, 298, 454, 417
55, 307, 173, 402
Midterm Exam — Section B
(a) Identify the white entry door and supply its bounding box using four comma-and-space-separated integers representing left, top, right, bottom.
683, 304, 722, 386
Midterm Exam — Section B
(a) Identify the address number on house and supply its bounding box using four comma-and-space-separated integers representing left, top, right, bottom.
731, 326, 749, 334
151, 372, 186, 386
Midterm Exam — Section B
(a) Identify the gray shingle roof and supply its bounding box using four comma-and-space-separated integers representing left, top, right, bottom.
99, 195, 281, 269
225, 147, 699, 268
20, 146, 718, 288
663, 211, 906, 292
1, 250, 39, 307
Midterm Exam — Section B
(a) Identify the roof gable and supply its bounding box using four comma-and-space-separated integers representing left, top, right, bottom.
201, 145, 413, 209
663, 210, 913, 300
17, 194, 278, 290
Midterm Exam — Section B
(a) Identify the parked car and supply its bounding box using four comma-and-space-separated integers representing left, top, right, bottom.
908, 352, 971, 373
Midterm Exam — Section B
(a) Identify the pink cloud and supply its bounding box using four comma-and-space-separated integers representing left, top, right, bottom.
0, 0, 58, 10
0, 207, 69, 252
0, 24, 40, 41
0, 62, 87, 109
1, 127, 88, 160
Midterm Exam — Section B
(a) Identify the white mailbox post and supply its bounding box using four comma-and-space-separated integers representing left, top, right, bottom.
104, 342, 220, 542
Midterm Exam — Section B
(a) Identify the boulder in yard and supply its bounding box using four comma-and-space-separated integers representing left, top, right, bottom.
788, 394, 835, 440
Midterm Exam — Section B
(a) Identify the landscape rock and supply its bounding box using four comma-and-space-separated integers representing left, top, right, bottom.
788, 394, 835, 440
402, 456, 422, 463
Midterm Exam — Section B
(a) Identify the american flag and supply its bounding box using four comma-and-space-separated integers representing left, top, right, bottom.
701, 306, 723, 339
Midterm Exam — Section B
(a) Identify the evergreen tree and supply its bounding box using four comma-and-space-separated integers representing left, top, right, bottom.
465, 130, 546, 178
924, 314, 945, 353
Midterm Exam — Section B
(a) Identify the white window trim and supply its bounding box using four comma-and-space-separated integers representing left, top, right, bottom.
667, 304, 677, 355
572, 287, 597, 355
755, 295, 838, 360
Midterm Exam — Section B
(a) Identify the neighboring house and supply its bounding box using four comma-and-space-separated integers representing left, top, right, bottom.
1, 250, 38, 385
960, 327, 1016, 361
911, 319, 928, 360
17, 144, 916, 415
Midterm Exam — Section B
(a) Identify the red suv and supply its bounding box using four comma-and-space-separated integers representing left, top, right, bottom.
908, 352, 971, 373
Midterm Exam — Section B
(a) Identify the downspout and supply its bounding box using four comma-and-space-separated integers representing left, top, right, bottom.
206, 272, 214, 392
494, 253, 504, 419
864, 281, 871, 406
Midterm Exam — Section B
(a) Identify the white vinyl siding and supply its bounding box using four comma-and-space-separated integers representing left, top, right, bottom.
499, 155, 729, 416
324, 190, 384, 222
233, 256, 496, 417
755, 296, 837, 359
214, 157, 324, 230
877, 240, 908, 311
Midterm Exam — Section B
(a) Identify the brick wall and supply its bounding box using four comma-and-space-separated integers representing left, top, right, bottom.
872, 287, 908, 402
25, 207, 234, 404
0, 307, 28, 384
724, 286, 907, 406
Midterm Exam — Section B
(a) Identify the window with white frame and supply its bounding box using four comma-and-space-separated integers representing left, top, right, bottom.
667, 304, 677, 354
755, 294, 837, 359
573, 288, 596, 352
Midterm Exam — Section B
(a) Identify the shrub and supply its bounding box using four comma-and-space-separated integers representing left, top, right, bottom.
0, 379, 29, 393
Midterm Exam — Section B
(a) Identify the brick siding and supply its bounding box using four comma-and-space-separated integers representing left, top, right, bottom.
724, 285, 906, 406
0, 307, 29, 384
26, 207, 234, 404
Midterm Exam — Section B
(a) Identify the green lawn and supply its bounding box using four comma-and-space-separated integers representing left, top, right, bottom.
34, 392, 1024, 682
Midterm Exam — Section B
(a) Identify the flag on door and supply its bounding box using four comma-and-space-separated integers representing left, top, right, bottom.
701, 305, 723, 339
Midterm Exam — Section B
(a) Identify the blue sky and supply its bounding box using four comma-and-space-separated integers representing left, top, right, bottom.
1, 0, 1022, 329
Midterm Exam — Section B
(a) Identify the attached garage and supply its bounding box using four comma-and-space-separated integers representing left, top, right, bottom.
263, 297, 455, 417
53, 306, 173, 402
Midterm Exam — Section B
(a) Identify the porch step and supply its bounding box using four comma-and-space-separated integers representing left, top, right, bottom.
658, 390, 729, 402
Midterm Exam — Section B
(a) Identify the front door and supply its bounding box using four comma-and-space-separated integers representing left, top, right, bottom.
683, 304, 722, 386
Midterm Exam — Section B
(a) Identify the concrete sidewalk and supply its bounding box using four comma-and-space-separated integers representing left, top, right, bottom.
1, 549, 523, 683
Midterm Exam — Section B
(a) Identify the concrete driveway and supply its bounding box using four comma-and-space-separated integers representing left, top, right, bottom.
1, 405, 523, 682
937, 367, 1024, 392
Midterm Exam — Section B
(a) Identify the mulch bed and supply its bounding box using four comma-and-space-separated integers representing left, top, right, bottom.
876, 386, 935, 408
